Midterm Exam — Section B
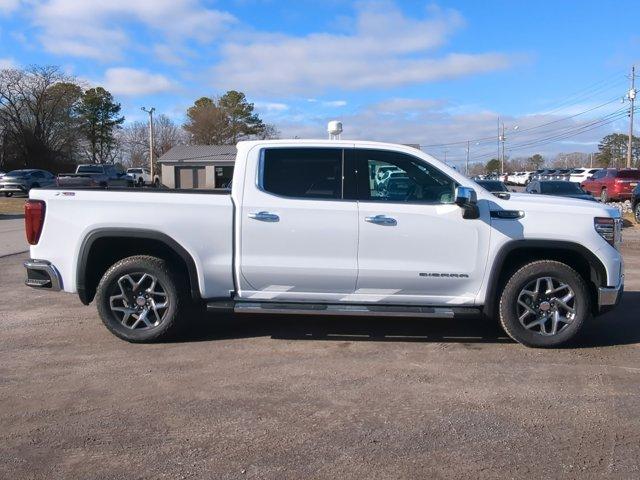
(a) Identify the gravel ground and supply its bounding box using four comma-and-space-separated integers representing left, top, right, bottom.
1, 229, 639, 479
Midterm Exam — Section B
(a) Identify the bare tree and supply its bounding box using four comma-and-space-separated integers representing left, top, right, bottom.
0, 65, 83, 171
118, 114, 186, 169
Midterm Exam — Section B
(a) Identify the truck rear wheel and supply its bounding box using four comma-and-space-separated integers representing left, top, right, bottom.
95, 255, 184, 342
498, 260, 590, 348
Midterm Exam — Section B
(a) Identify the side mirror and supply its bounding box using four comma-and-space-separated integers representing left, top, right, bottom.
455, 186, 479, 219
454, 186, 477, 207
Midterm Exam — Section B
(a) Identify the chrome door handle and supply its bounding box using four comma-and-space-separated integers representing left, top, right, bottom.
365, 215, 397, 226
248, 211, 280, 222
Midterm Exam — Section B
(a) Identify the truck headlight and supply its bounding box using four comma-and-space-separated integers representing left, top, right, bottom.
594, 217, 622, 248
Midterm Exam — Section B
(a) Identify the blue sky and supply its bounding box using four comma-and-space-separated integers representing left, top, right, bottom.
0, 0, 638, 165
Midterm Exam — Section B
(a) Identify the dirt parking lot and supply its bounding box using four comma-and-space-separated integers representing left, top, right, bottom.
1, 227, 639, 479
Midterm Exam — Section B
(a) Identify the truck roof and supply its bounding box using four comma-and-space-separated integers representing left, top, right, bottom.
237, 139, 424, 150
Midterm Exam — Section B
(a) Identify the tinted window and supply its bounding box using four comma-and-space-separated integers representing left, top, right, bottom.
128, 168, 143, 174
591, 170, 604, 179
617, 170, 640, 179
32, 171, 45, 178
540, 182, 583, 194
476, 180, 508, 192
77, 165, 104, 173
357, 149, 456, 203
262, 148, 342, 199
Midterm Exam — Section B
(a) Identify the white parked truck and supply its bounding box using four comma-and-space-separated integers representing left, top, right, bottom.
24, 140, 624, 347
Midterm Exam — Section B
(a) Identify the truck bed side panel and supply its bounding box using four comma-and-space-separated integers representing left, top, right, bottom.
29, 189, 234, 299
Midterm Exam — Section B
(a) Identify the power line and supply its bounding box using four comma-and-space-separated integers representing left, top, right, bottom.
419, 93, 622, 149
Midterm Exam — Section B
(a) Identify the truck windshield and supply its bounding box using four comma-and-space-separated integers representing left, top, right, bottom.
77, 165, 104, 173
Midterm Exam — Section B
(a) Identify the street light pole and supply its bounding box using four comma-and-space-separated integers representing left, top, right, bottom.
465, 140, 470, 176
141, 107, 156, 185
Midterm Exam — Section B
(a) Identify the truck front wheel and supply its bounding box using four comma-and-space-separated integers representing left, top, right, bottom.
498, 260, 590, 348
95, 255, 185, 342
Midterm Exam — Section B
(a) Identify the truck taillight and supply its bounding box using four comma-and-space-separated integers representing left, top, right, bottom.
25, 200, 46, 245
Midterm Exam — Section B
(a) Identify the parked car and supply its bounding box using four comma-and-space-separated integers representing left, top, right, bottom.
581, 168, 640, 202
0, 169, 56, 197
516, 171, 534, 186
57, 164, 135, 188
532, 169, 553, 181
126, 167, 152, 186
525, 180, 596, 201
569, 168, 601, 184
552, 169, 571, 181
475, 179, 510, 198
633, 185, 640, 223
24, 140, 624, 348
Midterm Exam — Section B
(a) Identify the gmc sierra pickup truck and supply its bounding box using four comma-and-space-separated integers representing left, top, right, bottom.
24, 140, 624, 347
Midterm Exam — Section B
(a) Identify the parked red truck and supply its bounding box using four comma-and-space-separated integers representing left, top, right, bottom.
581, 168, 640, 202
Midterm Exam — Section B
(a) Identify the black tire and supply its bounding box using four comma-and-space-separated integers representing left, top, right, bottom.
4, 192, 12, 197
95, 255, 186, 342
498, 260, 591, 348
600, 188, 609, 203
634, 202, 640, 224
137, 177, 144, 187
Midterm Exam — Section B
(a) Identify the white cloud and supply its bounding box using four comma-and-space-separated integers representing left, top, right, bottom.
276, 98, 624, 162
255, 102, 289, 112
32, 0, 236, 60
99, 68, 176, 96
0, 57, 16, 68
323, 100, 347, 107
0, 0, 20, 14
213, 3, 513, 95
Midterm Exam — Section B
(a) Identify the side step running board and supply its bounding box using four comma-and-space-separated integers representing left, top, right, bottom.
206, 300, 480, 319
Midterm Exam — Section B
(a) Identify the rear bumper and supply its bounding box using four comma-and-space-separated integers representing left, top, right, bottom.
0, 184, 27, 193
24, 259, 62, 291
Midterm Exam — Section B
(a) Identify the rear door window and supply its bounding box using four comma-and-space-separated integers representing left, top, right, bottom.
261, 148, 343, 200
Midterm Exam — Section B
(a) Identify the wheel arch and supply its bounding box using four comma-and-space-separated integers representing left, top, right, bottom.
483, 240, 607, 318
77, 228, 201, 305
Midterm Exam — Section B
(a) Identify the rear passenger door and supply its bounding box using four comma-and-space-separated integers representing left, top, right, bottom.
239, 147, 359, 302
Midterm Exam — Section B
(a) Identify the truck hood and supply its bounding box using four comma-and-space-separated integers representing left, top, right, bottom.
493, 192, 620, 217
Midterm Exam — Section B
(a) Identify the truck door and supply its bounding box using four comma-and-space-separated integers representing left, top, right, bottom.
239, 147, 358, 302
352, 148, 491, 306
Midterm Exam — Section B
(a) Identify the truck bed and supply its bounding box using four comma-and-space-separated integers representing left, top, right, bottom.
29, 188, 234, 299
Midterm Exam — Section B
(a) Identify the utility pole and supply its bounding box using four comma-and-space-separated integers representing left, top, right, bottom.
590, 152, 593, 168
627, 65, 636, 169
500, 120, 506, 174
141, 107, 156, 185
465, 140, 470, 176
497, 117, 501, 173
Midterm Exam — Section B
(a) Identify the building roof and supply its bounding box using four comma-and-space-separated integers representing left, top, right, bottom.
157, 145, 237, 164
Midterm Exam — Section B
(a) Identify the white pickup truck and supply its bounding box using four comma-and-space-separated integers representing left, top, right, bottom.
24, 140, 624, 347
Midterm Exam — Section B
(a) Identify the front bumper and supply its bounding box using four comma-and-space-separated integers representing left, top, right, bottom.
24, 259, 62, 291
597, 281, 623, 314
